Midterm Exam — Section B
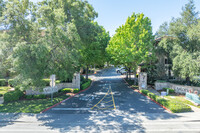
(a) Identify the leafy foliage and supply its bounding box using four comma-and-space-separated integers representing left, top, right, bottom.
0, 79, 6, 86
140, 89, 191, 113
4, 90, 24, 103
156, 0, 200, 84
107, 13, 154, 78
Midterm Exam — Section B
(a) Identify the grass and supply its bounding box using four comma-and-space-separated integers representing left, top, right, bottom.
165, 95, 200, 109
0, 95, 69, 113
0, 87, 12, 95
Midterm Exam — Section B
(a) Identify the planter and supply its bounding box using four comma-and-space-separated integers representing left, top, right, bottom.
0, 96, 4, 104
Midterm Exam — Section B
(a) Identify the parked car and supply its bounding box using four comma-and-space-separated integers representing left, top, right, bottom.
116, 67, 127, 75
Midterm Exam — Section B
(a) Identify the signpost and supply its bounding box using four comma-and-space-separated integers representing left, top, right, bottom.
50, 75, 56, 103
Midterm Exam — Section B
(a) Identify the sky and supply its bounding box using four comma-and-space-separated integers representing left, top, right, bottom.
31, 0, 200, 36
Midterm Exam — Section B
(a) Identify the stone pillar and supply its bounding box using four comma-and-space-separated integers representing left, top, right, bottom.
139, 72, 147, 90
72, 73, 80, 89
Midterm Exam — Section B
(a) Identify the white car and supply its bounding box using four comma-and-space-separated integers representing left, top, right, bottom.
116, 67, 126, 75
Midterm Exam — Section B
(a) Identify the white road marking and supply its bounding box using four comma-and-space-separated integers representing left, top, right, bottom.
52, 108, 91, 111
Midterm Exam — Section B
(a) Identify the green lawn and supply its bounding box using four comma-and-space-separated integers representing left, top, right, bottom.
165, 95, 200, 109
0, 87, 11, 95
0, 95, 69, 113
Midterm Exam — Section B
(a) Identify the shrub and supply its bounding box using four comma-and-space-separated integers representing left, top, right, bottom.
0, 94, 3, 97
81, 79, 92, 90
4, 90, 24, 102
61, 88, 73, 93
140, 89, 149, 95
73, 88, 80, 93
42, 79, 61, 86
156, 97, 169, 107
80, 75, 87, 85
26, 95, 33, 99
147, 93, 157, 101
33, 94, 46, 99
156, 80, 167, 83
163, 88, 175, 93
42, 79, 51, 86
8, 79, 15, 87
56, 80, 61, 84
0, 79, 6, 86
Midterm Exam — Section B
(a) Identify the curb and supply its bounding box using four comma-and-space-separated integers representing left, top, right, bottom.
123, 78, 172, 113
40, 80, 94, 114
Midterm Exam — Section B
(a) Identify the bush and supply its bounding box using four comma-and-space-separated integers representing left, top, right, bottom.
147, 93, 158, 101
42, 79, 61, 86
26, 95, 33, 99
81, 79, 92, 90
33, 94, 46, 99
42, 79, 51, 86
73, 88, 80, 93
140, 89, 149, 95
80, 75, 87, 85
4, 90, 24, 102
8, 79, 15, 87
0, 94, 3, 97
163, 88, 175, 93
60, 88, 73, 93
0, 79, 6, 86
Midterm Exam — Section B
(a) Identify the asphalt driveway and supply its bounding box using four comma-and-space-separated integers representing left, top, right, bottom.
45, 67, 167, 114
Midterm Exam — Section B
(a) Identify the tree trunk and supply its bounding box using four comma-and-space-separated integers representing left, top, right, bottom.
126, 72, 128, 80
129, 68, 131, 80
186, 77, 191, 86
86, 65, 89, 80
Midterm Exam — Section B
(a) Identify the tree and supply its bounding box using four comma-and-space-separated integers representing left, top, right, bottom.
107, 13, 154, 80
0, 0, 104, 89
157, 0, 200, 85
155, 21, 169, 38
0, 0, 5, 17
80, 22, 110, 79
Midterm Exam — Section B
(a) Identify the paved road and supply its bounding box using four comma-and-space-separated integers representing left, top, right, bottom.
1, 67, 200, 132
45, 67, 167, 114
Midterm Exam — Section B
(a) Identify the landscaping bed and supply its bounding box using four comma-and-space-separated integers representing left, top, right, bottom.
165, 95, 200, 109
140, 89, 192, 113
0, 87, 12, 96
0, 95, 69, 113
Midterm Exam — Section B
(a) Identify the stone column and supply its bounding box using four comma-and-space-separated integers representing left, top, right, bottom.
139, 72, 147, 90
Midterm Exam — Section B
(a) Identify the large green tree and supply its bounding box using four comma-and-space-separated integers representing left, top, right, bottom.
107, 13, 154, 80
157, 0, 200, 85
80, 22, 110, 79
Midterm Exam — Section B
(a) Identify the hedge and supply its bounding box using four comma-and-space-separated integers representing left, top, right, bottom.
42, 79, 61, 86
60, 88, 73, 93
4, 90, 24, 103
147, 92, 158, 101
140, 89, 149, 95
0, 79, 6, 86
73, 88, 80, 93
81, 79, 92, 90
140, 89, 191, 113
8, 79, 15, 87
163, 88, 175, 93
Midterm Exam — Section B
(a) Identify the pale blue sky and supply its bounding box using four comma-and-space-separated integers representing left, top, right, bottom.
31, 0, 200, 36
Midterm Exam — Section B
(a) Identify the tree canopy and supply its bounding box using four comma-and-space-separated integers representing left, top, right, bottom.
107, 13, 154, 78
157, 0, 200, 84
0, 0, 110, 89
